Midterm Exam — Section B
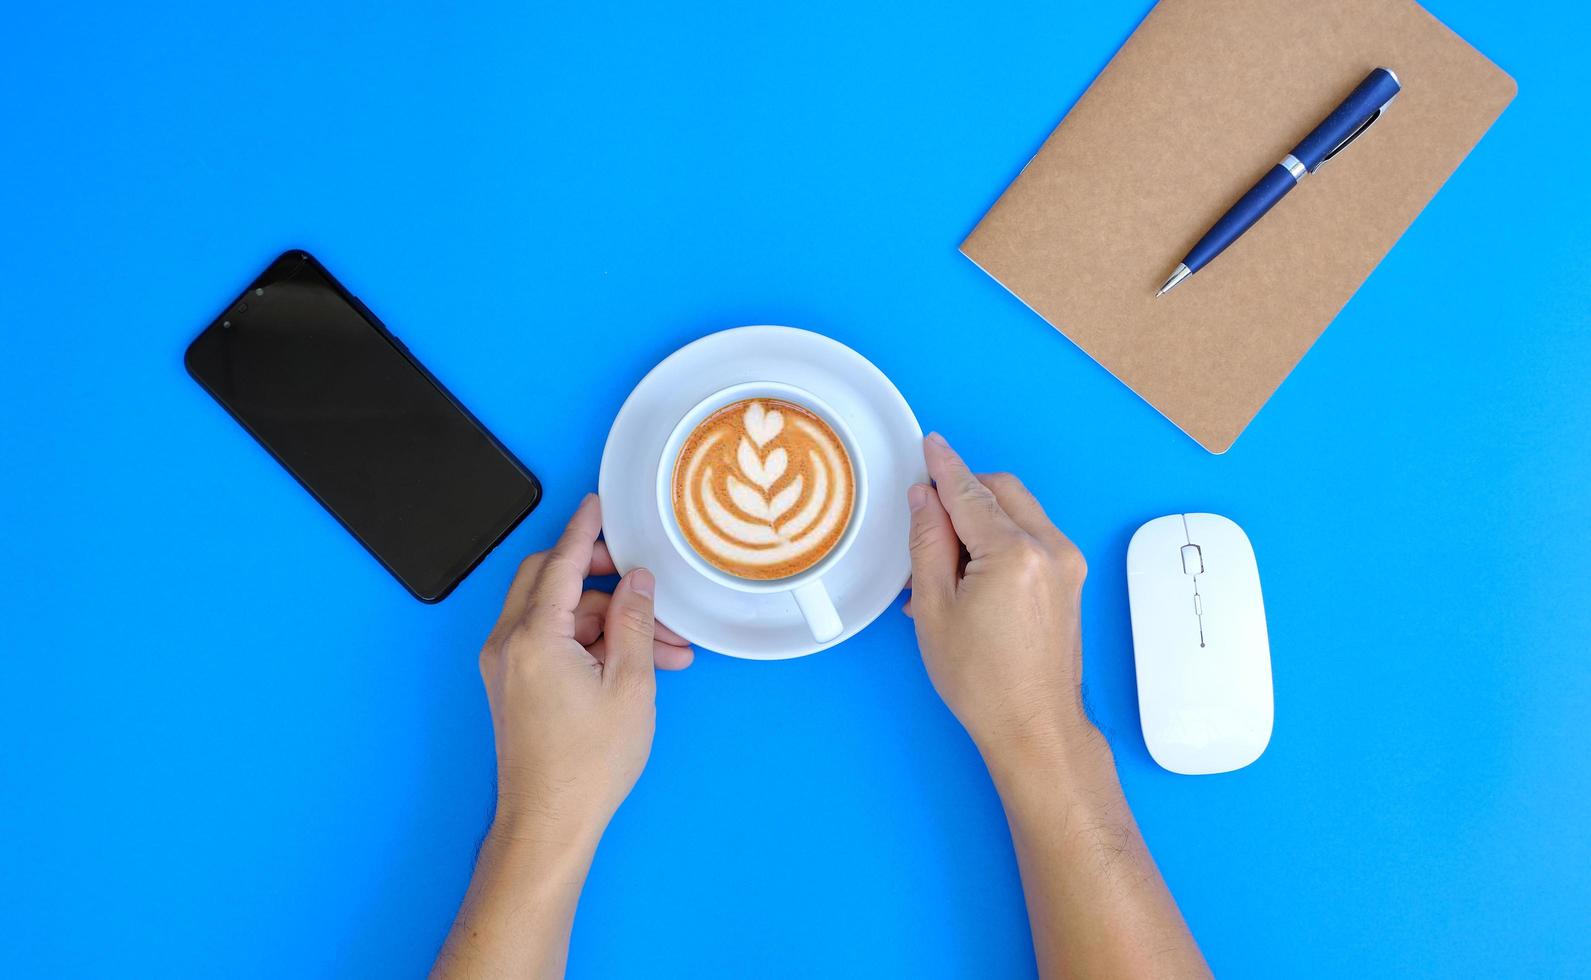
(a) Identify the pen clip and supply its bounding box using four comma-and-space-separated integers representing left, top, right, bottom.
1321, 108, 1384, 163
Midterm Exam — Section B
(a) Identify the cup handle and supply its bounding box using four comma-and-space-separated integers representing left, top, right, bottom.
792, 579, 843, 643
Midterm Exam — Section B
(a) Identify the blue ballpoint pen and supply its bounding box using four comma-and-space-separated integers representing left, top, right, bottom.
1157, 67, 1402, 296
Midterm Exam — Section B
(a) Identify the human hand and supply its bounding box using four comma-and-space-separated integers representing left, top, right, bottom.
477, 494, 693, 848
904, 434, 1097, 761
901, 438, 1211, 980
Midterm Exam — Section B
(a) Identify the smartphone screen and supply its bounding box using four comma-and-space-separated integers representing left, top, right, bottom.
185, 251, 541, 602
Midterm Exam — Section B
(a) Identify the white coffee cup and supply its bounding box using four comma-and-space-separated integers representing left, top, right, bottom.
656, 381, 868, 643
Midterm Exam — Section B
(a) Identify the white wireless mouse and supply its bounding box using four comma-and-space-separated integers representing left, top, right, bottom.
1126, 514, 1273, 775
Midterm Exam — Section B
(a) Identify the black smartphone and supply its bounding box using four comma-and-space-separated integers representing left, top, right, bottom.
185, 250, 541, 602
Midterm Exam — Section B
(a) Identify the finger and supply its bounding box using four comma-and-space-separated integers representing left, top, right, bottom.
574, 590, 690, 662
602, 568, 658, 690
975, 472, 1076, 551
906, 482, 958, 611
654, 643, 695, 671
902, 597, 914, 618
572, 589, 611, 647
587, 636, 694, 670
492, 503, 612, 636
490, 551, 548, 639
590, 539, 618, 577
653, 617, 689, 648
571, 589, 689, 647
923, 433, 1020, 556
524, 494, 604, 633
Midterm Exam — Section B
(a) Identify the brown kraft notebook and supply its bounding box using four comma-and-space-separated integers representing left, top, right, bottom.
961, 0, 1516, 453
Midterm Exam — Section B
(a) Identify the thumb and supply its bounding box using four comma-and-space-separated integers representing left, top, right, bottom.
603, 568, 658, 691
907, 483, 959, 613
923, 433, 1019, 558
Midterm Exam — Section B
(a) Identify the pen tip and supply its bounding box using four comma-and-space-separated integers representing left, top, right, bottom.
1158, 263, 1191, 297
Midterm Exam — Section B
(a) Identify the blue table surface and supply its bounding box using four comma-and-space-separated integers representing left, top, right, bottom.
3, 1, 1588, 976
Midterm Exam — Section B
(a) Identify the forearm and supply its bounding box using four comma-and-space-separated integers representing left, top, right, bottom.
431, 818, 600, 980
982, 728, 1210, 980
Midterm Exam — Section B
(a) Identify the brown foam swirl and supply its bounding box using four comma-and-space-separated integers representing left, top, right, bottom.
671, 398, 855, 580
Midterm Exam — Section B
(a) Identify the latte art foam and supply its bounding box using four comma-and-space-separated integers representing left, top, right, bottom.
671, 398, 855, 580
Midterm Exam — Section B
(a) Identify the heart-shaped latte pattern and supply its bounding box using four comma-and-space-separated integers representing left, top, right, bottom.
742, 401, 785, 447
736, 438, 787, 490
672, 397, 855, 580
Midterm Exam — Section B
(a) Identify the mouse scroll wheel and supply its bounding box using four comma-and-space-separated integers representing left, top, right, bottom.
1180, 544, 1203, 575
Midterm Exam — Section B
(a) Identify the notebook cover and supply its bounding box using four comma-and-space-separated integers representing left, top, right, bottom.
960, 0, 1515, 453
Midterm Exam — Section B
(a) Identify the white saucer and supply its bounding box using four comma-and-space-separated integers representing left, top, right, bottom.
598, 326, 925, 660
